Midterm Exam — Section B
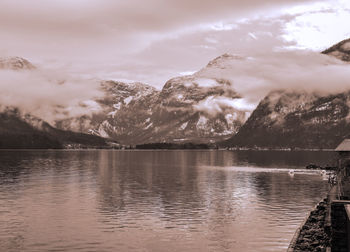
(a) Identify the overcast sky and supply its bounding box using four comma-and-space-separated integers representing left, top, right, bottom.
0, 0, 349, 87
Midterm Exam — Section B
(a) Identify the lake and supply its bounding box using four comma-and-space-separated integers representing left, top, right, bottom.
0, 150, 336, 252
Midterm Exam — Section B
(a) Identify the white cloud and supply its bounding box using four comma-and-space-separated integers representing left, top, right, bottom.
193, 96, 257, 117
0, 67, 103, 123
282, 0, 350, 50
191, 49, 350, 116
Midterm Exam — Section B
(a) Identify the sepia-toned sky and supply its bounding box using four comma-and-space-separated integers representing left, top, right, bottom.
0, 0, 349, 87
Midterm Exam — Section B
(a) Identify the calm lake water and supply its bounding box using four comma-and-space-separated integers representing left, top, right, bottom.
0, 150, 336, 252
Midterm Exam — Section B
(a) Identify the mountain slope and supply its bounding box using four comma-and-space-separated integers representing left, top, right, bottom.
56, 57, 252, 145
0, 110, 61, 149
144, 74, 246, 143
0, 108, 113, 149
224, 90, 350, 149
224, 38, 350, 149
56, 81, 160, 144
0, 56, 116, 148
322, 38, 350, 62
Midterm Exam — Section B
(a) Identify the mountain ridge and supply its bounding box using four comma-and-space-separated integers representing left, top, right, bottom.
0, 107, 115, 149
224, 38, 350, 149
2, 37, 350, 148
55, 58, 251, 144
321, 38, 350, 62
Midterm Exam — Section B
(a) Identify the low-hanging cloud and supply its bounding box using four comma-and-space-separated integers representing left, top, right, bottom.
193, 96, 256, 116
0, 67, 104, 124
0, 0, 347, 128
0, 48, 349, 125
189, 49, 350, 117
197, 50, 350, 103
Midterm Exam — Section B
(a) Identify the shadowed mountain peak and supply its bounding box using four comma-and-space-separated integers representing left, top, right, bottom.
322, 38, 350, 62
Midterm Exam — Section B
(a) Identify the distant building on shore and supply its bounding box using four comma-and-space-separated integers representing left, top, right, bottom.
335, 138, 350, 175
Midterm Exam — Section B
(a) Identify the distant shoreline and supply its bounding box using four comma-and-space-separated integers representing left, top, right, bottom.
226, 147, 334, 152
0, 147, 335, 151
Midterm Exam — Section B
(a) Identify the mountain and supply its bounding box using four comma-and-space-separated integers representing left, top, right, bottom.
4, 38, 350, 148
56, 81, 160, 144
322, 38, 350, 62
145, 74, 246, 143
0, 57, 36, 70
224, 90, 350, 149
0, 107, 114, 149
224, 38, 350, 149
56, 55, 251, 144
136, 54, 252, 144
0, 108, 61, 149
0, 57, 116, 149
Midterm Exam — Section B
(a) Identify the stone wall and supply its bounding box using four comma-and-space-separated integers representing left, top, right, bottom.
331, 200, 350, 252
288, 199, 330, 251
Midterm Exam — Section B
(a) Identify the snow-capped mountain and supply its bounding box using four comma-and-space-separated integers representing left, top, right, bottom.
224, 90, 350, 149
6, 38, 350, 147
56, 54, 252, 144
3, 37, 350, 147
146, 73, 247, 143
56, 81, 160, 143
224, 38, 350, 149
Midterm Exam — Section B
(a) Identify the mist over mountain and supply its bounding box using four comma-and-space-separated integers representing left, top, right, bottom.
56, 74, 248, 144
55, 39, 350, 145
0, 58, 115, 148
224, 38, 350, 149
0, 57, 104, 124
0, 107, 113, 149
1, 38, 350, 147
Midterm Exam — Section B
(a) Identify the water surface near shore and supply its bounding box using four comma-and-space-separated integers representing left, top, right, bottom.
0, 150, 335, 251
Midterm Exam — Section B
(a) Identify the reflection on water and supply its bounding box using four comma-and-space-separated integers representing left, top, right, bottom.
0, 150, 334, 252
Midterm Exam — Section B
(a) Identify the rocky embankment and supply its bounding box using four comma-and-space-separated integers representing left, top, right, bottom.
289, 199, 331, 251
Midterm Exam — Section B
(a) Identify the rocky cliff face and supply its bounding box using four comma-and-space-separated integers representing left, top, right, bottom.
56, 54, 251, 144
224, 90, 350, 149
145, 75, 246, 144
55, 81, 160, 144
225, 38, 350, 149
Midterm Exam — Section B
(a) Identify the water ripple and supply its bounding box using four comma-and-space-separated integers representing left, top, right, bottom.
0, 150, 331, 251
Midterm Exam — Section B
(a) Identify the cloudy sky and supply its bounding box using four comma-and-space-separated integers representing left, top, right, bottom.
0, 0, 349, 88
